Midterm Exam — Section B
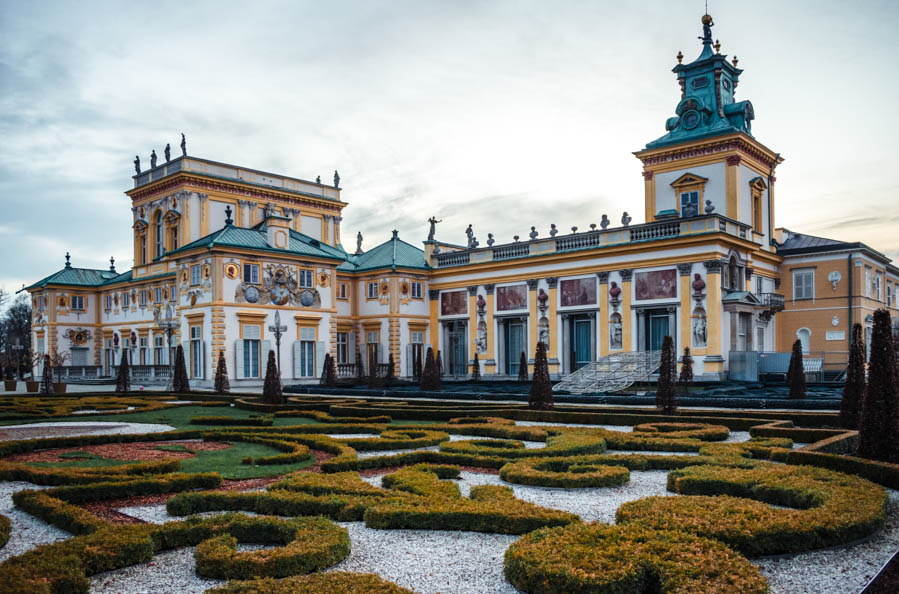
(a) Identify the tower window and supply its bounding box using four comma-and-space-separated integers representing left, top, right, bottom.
680, 191, 699, 217
154, 212, 163, 258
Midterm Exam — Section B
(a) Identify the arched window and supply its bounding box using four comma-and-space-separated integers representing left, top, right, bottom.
796, 328, 811, 354
154, 211, 163, 258
729, 256, 739, 291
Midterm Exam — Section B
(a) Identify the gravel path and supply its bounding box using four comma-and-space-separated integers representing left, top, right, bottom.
0, 482, 70, 563
516, 421, 634, 431
0, 421, 175, 442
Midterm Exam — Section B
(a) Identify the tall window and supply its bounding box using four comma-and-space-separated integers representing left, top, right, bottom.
299, 270, 314, 288
71, 295, 85, 310
336, 332, 348, 364
191, 265, 202, 286
155, 211, 163, 258
169, 284, 177, 302
104, 295, 112, 310
122, 292, 130, 308
140, 235, 147, 265
336, 283, 348, 300
865, 267, 872, 297
411, 282, 423, 299
243, 263, 260, 284
367, 282, 378, 299
298, 340, 315, 377
155, 288, 162, 303
154, 335, 165, 364
752, 193, 762, 232
171, 224, 179, 251
793, 269, 814, 300
140, 290, 148, 306
243, 338, 260, 378
139, 337, 148, 365
190, 326, 203, 378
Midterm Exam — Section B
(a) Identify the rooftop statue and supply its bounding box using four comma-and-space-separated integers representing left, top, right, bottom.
601, 214, 610, 229
133, 155, 141, 175
549, 224, 558, 237
529, 226, 538, 240
621, 212, 632, 227
180, 133, 187, 156
316, 175, 321, 184
150, 150, 157, 169
164, 143, 171, 163
334, 170, 340, 188
427, 216, 442, 241
355, 231, 363, 255
465, 224, 474, 248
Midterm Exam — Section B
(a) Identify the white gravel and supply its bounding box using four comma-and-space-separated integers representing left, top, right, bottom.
0, 482, 70, 563
756, 489, 899, 594
0, 421, 175, 441
516, 421, 634, 431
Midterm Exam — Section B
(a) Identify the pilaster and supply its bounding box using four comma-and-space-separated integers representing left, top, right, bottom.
597, 272, 610, 357
467, 285, 479, 373
526, 279, 539, 372
619, 269, 633, 351
703, 260, 724, 374
484, 284, 496, 374
726, 155, 741, 219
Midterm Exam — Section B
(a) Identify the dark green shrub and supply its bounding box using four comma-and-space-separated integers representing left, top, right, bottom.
262, 350, 282, 405
655, 335, 677, 414
420, 347, 441, 391
215, 350, 230, 395
787, 339, 806, 399
679, 346, 694, 394
839, 324, 865, 429
528, 342, 553, 410
858, 309, 899, 462
115, 355, 130, 393
517, 352, 528, 382
471, 352, 480, 382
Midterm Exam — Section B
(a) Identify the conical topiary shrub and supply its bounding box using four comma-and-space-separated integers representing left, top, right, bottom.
386, 353, 396, 387
839, 324, 865, 429
214, 350, 230, 395
655, 336, 677, 415
321, 352, 337, 387
262, 349, 283, 405
786, 339, 806, 399
356, 350, 364, 386
858, 309, 898, 462
115, 354, 131, 393
172, 345, 190, 393
679, 347, 693, 395
528, 342, 553, 410
39, 354, 54, 396
518, 352, 528, 382
421, 347, 441, 391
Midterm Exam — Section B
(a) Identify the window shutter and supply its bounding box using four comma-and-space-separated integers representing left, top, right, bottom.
261, 340, 272, 370
359, 338, 366, 374
348, 332, 356, 363
293, 341, 302, 379
235, 340, 244, 379
406, 344, 412, 377
202, 341, 207, 380
316, 341, 325, 376
379, 345, 386, 364
182, 341, 189, 376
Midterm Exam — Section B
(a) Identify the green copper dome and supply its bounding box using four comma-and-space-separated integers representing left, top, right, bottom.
646, 14, 754, 150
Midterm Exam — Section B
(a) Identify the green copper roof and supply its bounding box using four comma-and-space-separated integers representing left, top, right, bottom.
24, 265, 120, 291
162, 222, 350, 262
340, 231, 428, 272
645, 14, 754, 150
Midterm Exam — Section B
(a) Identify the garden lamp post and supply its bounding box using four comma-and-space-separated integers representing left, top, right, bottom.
157, 304, 179, 390
268, 310, 287, 375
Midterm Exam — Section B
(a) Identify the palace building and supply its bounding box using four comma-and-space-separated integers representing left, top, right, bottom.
24, 14, 899, 388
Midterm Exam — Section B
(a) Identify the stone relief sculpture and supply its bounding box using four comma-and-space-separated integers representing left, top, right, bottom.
234, 264, 321, 308
609, 281, 622, 302
476, 320, 488, 354
538, 316, 550, 346
692, 307, 708, 347
610, 313, 623, 350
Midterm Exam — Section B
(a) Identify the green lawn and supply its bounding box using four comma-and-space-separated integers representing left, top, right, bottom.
28, 441, 315, 479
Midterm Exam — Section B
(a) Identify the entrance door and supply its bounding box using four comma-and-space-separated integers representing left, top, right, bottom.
648, 311, 670, 351
446, 321, 467, 376
505, 320, 525, 376
571, 318, 592, 371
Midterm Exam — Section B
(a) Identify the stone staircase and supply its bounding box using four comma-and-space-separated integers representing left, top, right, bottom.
553, 351, 662, 394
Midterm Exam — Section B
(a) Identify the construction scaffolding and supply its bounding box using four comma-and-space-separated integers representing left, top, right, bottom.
553, 351, 662, 394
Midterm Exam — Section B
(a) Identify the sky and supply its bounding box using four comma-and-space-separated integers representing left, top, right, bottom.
1, 0, 898, 294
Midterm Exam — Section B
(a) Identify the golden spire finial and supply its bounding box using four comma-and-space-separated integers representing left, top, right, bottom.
713, 39, 721, 53
676, 50, 684, 64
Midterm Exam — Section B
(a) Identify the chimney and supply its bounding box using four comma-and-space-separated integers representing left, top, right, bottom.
264, 203, 292, 249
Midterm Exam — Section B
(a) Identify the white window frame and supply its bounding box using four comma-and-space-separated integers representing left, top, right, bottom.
122, 292, 130, 308
298, 340, 315, 377
155, 287, 163, 303
336, 283, 348, 300
336, 332, 348, 364
367, 282, 378, 299
190, 265, 202, 286
793, 269, 814, 300
154, 335, 165, 364
104, 295, 112, 310
411, 282, 423, 299
140, 290, 148, 306
243, 263, 260, 285
298, 269, 314, 289
71, 295, 85, 311
243, 339, 260, 378
190, 326, 203, 378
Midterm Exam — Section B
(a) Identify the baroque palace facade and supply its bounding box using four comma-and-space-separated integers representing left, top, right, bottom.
24, 15, 899, 387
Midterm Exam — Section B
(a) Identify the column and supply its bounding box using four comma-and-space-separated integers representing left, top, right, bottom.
620, 269, 633, 351
526, 278, 539, 372
484, 284, 497, 375
468, 285, 479, 373
643, 171, 655, 223
636, 310, 646, 351
703, 260, 725, 376
667, 306, 678, 351
597, 272, 610, 357
428, 290, 440, 355
678, 263, 693, 356
726, 155, 741, 219
545, 277, 559, 375
561, 313, 570, 373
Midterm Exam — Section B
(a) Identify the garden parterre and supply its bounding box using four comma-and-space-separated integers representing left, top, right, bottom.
0, 397, 896, 593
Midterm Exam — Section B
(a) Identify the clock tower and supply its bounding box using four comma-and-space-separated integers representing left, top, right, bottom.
634, 13, 782, 251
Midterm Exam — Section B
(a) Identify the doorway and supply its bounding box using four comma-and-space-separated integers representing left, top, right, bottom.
504, 319, 526, 376
569, 316, 592, 371
444, 320, 467, 377
646, 309, 670, 351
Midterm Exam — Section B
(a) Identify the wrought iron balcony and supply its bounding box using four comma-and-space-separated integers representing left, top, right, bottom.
760, 293, 785, 311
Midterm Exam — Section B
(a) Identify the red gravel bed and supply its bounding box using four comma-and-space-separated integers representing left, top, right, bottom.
4, 441, 230, 463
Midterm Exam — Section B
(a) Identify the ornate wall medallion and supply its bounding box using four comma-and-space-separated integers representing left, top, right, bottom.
244, 286, 260, 303
318, 271, 330, 287
300, 290, 315, 307
225, 263, 239, 279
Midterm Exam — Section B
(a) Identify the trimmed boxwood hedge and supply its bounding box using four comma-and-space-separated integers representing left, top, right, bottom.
632, 422, 729, 441
193, 515, 350, 579
439, 430, 606, 458
190, 416, 274, 426
207, 572, 415, 593
339, 429, 450, 451
499, 457, 630, 488
616, 462, 888, 556
504, 522, 768, 594
0, 514, 9, 549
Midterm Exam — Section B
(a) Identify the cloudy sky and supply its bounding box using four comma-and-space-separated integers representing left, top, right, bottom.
1, 0, 898, 293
